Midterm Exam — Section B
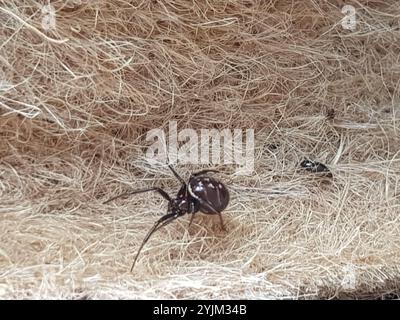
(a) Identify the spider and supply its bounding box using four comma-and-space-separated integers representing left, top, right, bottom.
300, 159, 332, 177
103, 165, 230, 271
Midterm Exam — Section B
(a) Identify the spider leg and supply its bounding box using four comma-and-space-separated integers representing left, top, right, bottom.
103, 187, 172, 204
130, 211, 179, 271
197, 198, 226, 231
192, 169, 219, 177
188, 213, 195, 228
168, 164, 186, 185
217, 212, 225, 231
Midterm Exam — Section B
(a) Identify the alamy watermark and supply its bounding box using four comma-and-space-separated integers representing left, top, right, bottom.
145, 121, 254, 175
341, 264, 357, 290
341, 5, 357, 30
41, 1, 84, 31
41, 4, 56, 31
40, 3, 358, 32
39, 3, 358, 35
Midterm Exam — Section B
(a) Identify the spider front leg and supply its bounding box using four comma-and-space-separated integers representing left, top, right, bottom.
168, 164, 186, 185
130, 211, 180, 271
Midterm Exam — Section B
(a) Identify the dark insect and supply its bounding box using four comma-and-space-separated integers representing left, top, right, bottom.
300, 159, 332, 177
103, 165, 230, 271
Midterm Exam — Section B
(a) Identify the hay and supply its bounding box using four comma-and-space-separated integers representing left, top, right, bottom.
1, 0, 400, 299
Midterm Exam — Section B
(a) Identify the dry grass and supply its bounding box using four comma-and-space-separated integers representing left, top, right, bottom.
1, 0, 400, 299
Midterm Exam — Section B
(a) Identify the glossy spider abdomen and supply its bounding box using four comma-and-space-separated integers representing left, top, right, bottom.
188, 176, 230, 214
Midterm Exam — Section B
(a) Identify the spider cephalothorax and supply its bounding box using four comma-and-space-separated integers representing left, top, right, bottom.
103, 165, 229, 271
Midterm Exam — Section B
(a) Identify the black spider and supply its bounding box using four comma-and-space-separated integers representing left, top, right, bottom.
300, 159, 332, 177
103, 165, 230, 271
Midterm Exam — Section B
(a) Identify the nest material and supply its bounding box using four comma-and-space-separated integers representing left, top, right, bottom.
1, 0, 400, 299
